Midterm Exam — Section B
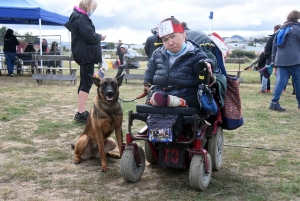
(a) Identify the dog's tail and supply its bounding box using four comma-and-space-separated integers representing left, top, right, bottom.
71, 144, 75, 150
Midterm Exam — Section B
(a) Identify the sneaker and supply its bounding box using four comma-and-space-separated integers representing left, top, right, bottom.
10, 74, 15, 77
269, 102, 286, 112
74, 111, 89, 123
167, 95, 187, 107
265, 90, 271, 93
149, 92, 167, 106
259, 90, 265, 94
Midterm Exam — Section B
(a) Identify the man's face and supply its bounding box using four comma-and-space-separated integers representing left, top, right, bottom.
120, 47, 126, 54
161, 32, 186, 54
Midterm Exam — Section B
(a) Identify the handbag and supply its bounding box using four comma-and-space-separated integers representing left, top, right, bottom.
214, 47, 244, 130
259, 65, 273, 79
197, 88, 218, 115
222, 75, 244, 130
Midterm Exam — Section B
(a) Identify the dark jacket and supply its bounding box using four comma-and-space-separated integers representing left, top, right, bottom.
257, 52, 266, 70
116, 43, 124, 58
144, 40, 212, 97
24, 44, 36, 53
3, 29, 19, 53
38, 42, 48, 54
264, 33, 275, 65
144, 34, 161, 59
272, 22, 300, 67
48, 48, 61, 67
64, 8, 102, 65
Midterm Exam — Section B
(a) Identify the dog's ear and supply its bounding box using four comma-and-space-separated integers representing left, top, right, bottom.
116, 74, 125, 86
89, 74, 101, 87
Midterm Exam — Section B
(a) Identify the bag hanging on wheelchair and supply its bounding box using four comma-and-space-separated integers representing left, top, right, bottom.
195, 59, 218, 115
146, 114, 180, 142
197, 86, 218, 115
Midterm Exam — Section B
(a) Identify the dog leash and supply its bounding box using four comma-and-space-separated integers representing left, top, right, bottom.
119, 88, 148, 102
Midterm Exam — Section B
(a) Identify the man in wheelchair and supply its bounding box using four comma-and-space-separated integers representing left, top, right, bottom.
143, 17, 215, 109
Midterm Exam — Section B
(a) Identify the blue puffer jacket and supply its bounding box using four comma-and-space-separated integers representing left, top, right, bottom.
144, 40, 213, 97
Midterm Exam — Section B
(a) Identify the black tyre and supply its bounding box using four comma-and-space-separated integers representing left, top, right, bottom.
120, 147, 145, 182
145, 142, 158, 164
189, 153, 212, 191
208, 126, 224, 171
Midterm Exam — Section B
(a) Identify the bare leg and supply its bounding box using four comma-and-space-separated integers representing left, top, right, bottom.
78, 91, 89, 113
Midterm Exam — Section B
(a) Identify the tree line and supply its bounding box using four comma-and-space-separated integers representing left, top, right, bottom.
0, 26, 38, 45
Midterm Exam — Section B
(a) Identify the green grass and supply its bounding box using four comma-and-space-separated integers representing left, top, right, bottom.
0, 61, 299, 201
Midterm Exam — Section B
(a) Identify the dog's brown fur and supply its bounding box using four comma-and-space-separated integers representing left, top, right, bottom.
73, 74, 124, 172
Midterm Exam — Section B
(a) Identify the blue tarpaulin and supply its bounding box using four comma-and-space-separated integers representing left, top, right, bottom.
0, 0, 68, 26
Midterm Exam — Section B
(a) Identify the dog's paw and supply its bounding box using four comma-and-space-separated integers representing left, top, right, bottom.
101, 167, 109, 172
74, 157, 82, 165
101, 161, 108, 172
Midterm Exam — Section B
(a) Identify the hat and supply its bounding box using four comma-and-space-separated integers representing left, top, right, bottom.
151, 27, 158, 34
259, 65, 273, 78
157, 19, 184, 38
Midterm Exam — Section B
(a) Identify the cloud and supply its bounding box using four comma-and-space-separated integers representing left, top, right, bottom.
1, 0, 298, 44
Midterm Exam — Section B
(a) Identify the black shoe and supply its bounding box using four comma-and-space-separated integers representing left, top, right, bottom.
269, 102, 286, 112
74, 111, 89, 123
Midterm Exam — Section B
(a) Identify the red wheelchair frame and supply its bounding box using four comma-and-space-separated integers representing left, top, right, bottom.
120, 103, 224, 191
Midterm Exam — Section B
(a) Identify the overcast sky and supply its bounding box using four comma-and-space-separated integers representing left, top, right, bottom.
2, 0, 299, 44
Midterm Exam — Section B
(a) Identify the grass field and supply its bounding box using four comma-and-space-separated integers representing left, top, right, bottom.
0, 61, 299, 201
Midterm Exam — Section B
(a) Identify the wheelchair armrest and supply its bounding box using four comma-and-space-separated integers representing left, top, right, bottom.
136, 104, 201, 116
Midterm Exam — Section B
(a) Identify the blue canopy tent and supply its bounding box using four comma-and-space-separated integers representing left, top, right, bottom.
0, 0, 68, 26
0, 0, 69, 55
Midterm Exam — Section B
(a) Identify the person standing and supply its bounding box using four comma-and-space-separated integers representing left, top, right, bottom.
24, 42, 36, 74
144, 27, 162, 59
269, 10, 300, 111
37, 38, 49, 71
38, 38, 49, 54
48, 41, 61, 74
3, 28, 19, 77
259, 24, 281, 93
65, 0, 106, 122
116, 39, 124, 65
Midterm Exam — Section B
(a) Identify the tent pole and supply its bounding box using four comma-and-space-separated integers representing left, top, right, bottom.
60, 35, 62, 55
39, 19, 43, 67
68, 30, 71, 56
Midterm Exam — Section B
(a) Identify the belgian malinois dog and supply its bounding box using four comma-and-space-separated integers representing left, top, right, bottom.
73, 74, 124, 172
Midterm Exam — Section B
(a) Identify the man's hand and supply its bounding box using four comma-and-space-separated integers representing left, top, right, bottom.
102, 35, 106, 41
